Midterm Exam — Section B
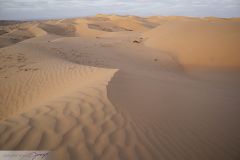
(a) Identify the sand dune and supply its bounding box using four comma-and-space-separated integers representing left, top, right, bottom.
0, 15, 240, 160
0, 44, 116, 120
38, 23, 76, 36
144, 18, 240, 68
94, 14, 157, 31
0, 34, 158, 160
0, 22, 47, 48
0, 29, 33, 48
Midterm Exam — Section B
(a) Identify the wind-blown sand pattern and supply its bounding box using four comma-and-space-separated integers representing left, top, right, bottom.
0, 15, 240, 160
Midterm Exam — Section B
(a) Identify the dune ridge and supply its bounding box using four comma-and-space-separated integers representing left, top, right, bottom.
0, 37, 160, 160
0, 49, 117, 119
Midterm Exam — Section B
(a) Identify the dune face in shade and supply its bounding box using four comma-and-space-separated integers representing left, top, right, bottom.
0, 15, 240, 160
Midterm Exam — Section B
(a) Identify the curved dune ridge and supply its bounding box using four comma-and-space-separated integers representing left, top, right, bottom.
0, 32, 160, 160
0, 15, 240, 160
0, 45, 117, 120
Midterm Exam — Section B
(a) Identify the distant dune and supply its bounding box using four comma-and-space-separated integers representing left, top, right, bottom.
0, 15, 240, 160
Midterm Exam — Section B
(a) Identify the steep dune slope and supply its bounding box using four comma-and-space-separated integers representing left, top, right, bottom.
144, 19, 240, 68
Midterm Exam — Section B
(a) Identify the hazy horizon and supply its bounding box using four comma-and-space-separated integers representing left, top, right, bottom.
0, 0, 240, 20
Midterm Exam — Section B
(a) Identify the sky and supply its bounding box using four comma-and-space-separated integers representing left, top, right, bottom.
0, 0, 240, 20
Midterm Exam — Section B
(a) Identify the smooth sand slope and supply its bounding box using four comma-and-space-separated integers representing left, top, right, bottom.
0, 15, 240, 160
144, 18, 240, 68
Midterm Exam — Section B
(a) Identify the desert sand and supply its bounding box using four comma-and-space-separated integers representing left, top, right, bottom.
0, 15, 240, 160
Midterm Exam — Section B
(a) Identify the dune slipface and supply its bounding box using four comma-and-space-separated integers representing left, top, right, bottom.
144, 18, 240, 68
0, 15, 240, 160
